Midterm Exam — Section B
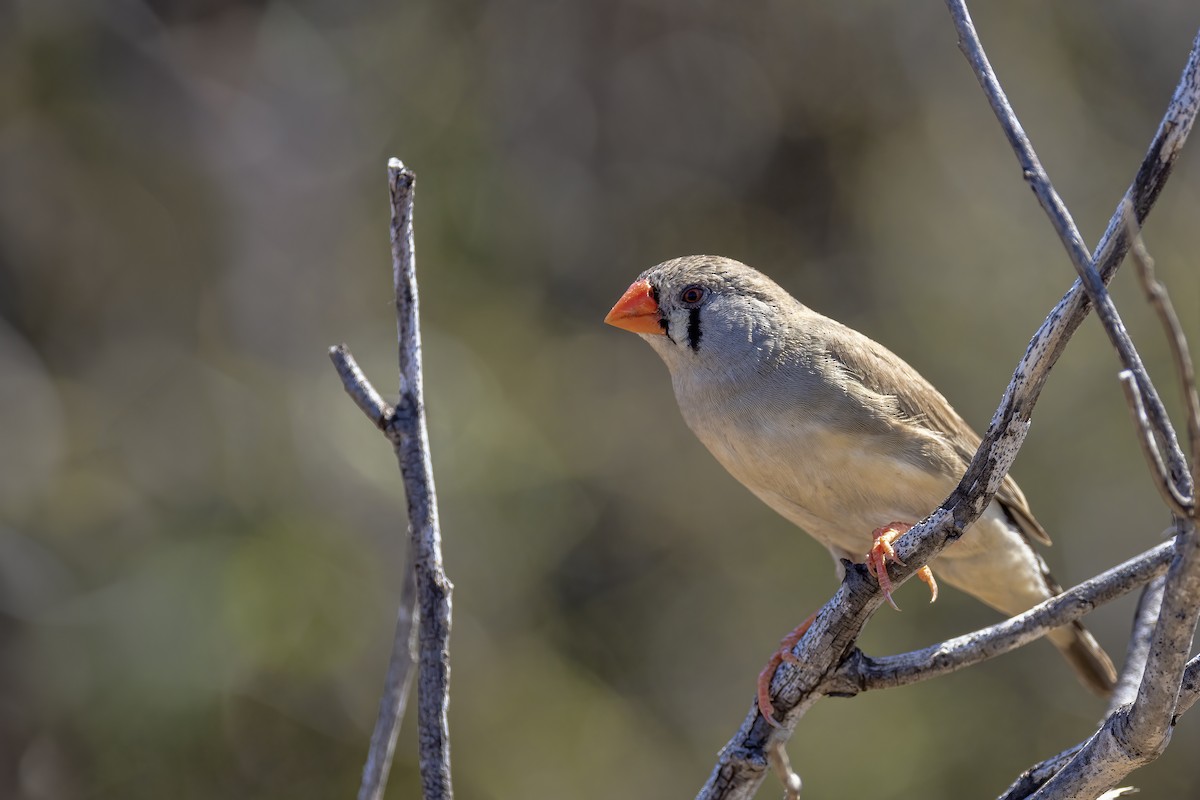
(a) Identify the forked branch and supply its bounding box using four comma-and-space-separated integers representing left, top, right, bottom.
948, 4, 1200, 797
331, 160, 454, 800
1019, 230, 1199, 800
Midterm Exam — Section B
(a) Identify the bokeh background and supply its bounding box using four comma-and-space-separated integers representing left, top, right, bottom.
2, 0, 1199, 797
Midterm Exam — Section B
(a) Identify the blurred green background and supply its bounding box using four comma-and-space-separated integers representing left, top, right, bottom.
2, 0, 1199, 797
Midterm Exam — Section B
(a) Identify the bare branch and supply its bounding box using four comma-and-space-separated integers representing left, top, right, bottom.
997, 575, 1163, 800
385, 159, 455, 800
825, 541, 1173, 695
946, 0, 1192, 506
331, 160, 454, 800
330, 345, 402, 445
1111, 576, 1169, 717
1125, 214, 1200, 501
998, 745, 1084, 800
358, 551, 420, 800
1028, 239, 1200, 800
941, 6, 1200, 798
1031, 425, 1200, 792
1118, 372, 1191, 517
1000, 580, 1184, 800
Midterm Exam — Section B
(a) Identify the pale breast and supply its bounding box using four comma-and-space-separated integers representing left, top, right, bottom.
679, 391, 958, 557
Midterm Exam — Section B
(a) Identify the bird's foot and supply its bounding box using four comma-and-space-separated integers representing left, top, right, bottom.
756, 611, 817, 728
866, 522, 938, 610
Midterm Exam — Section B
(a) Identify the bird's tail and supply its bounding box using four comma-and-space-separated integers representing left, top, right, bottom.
1047, 620, 1118, 697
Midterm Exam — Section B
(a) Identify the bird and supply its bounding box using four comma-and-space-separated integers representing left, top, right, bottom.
603, 254, 1116, 725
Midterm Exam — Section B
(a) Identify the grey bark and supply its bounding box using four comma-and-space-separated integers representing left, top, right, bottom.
330, 160, 454, 800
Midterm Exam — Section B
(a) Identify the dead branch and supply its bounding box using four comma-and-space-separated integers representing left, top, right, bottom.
1109, 575, 1169, 716
1119, 372, 1191, 517
1024, 242, 1199, 800
827, 541, 1174, 695
946, 1, 1191, 505
947, 5, 1200, 798
330, 160, 454, 800
1126, 213, 1200, 503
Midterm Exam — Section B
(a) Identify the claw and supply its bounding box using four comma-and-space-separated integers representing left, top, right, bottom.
867, 522, 938, 609
918, 563, 939, 603
756, 611, 817, 728
757, 522, 940, 728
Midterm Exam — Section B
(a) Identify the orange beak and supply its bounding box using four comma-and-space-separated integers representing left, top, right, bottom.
604, 279, 665, 335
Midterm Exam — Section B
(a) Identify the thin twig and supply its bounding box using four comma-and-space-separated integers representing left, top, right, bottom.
330, 345, 402, 445
1125, 212, 1200, 501
358, 549, 420, 800
1118, 372, 1191, 517
1031, 419, 1200, 789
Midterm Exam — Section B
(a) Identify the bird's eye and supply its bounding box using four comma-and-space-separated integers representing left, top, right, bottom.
679, 285, 706, 306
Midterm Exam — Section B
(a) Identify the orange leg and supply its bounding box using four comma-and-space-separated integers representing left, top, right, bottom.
757, 610, 817, 728
866, 522, 938, 610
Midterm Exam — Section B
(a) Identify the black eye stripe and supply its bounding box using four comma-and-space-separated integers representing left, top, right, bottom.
686, 307, 701, 352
